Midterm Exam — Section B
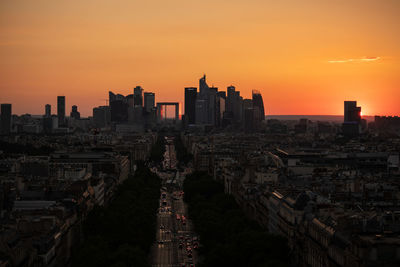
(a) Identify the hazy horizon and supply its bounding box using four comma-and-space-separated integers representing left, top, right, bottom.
1, 0, 400, 117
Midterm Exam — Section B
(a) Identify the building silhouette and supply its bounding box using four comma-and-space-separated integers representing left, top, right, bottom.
45, 104, 51, 117
184, 87, 197, 125
252, 90, 265, 121
70, 105, 80, 119
57, 96, 65, 126
109, 91, 129, 123
134, 86, 144, 107
343, 101, 362, 136
344, 101, 361, 123
1, 104, 12, 135
144, 92, 155, 113
93, 106, 111, 128
184, 75, 266, 129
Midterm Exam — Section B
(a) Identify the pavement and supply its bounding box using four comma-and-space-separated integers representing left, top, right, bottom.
151, 137, 198, 267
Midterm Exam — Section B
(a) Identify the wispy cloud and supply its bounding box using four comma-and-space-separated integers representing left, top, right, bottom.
328, 56, 381, 63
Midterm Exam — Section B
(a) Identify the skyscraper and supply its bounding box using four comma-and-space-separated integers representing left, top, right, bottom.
343, 101, 362, 136
57, 96, 65, 126
199, 74, 209, 98
208, 87, 218, 125
45, 104, 51, 117
1, 104, 12, 135
226, 86, 236, 114
195, 99, 207, 124
344, 101, 361, 122
252, 90, 265, 121
184, 87, 197, 125
144, 92, 155, 113
109, 91, 129, 122
93, 106, 111, 128
70, 105, 80, 119
134, 86, 144, 107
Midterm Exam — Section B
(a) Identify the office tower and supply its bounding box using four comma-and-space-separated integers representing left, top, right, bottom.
185, 87, 197, 125
196, 75, 211, 124
244, 107, 255, 132
242, 98, 253, 128
0, 104, 12, 135
109, 91, 129, 122
144, 92, 155, 113
252, 90, 265, 121
126, 94, 134, 107
195, 99, 207, 124
217, 91, 226, 99
216, 93, 225, 127
233, 91, 243, 122
70, 105, 80, 119
208, 87, 218, 125
343, 101, 362, 136
199, 74, 210, 98
344, 101, 361, 122
45, 104, 51, 117
242, 99, 253, 110
57, 96, 66, 126
93, 106, 111, 128
134, 86, 144, 107
226, 86, 236, 113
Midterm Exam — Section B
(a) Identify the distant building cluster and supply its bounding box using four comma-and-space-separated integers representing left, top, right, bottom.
184, 75, 265, 131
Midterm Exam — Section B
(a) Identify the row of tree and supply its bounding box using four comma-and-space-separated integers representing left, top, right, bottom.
72, 164, 161, 267
184, 172, 289, 267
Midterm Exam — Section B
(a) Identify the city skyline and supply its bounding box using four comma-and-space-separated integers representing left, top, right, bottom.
1, 0, 400, 116
0, 77, 385, 119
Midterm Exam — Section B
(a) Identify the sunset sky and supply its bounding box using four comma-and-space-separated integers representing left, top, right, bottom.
0, 0, 399, 116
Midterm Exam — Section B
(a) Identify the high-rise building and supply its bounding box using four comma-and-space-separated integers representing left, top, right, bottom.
134, 86, 144, 107
1, 104, 12, 135
226, 86, 236, 114
45, 104, 51, 117
343, 101, 362, 136
216, 93, 225, 127
93, 106, 111, 128
252, 90, 265, 121
57, 96, 65, 126
208, 87, 218, 125
70, 105, 80, 119
144, 92, 155, 113
197, 75, 211, 124
344, 101, 361, 122
195, 99, 207, 124
233, 91, 243, 122
199, 74, 210, 99
244, 107, 255, 132
185, 87, 197, 125
217, 91, 226, 99
109, 91, 129, 122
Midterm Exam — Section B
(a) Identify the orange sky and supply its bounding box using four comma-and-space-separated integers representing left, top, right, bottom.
0, 0, 399, 116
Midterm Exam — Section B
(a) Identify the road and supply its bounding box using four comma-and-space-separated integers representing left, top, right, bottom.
151, 136, 198, 267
